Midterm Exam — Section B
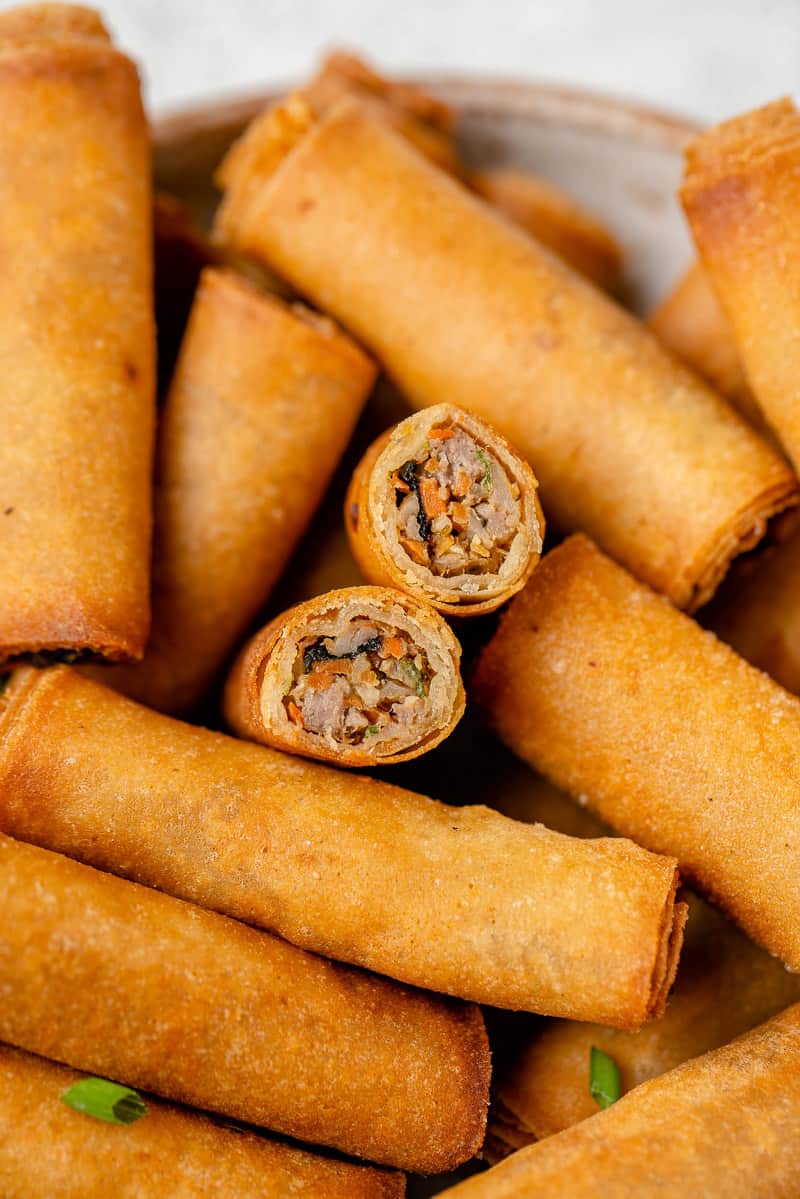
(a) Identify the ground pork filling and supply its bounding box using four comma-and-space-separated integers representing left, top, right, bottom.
283, 619, 434, 746
392, 423, 521, 578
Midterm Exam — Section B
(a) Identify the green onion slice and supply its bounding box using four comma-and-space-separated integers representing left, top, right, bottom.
61, 1078, 147, 1125
475, 447, 493, 492
589, 1046, 621, 1110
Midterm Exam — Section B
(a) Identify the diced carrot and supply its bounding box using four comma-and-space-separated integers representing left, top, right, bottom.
428, 426, 455, 441
451, 502, 469, 530
419, 477, 448, 519
391, 471, 410, 494
452, 470, 471, 498
382, 635, 405, 658
287, 700, 304, 726
400, 536, 430, 566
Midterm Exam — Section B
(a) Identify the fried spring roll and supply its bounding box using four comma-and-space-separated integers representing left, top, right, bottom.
0, 833, 487, 1173
469, 167, 622, 290
213, 96, 797, 610
96, 267, 376, 715
488, 895, 800, 1157
345, 405, 544, 616
441, 1004, 800, 1199
681, 99, 800, 471
474, 533, 800, 969
0, 1045, 404, 1199
0, 6, 155, 663
648, 261, 762, 428
224, 586, 465, 766
0, 666, 686, 1025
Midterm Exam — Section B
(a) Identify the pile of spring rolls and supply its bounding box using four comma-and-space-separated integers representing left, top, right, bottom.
2, 7, 800, 1197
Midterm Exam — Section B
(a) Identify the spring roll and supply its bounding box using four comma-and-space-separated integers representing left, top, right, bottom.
345, 404, 544, 616
0, 832, 488, 1173
0, 5, 155, 664
681, 99, 800, 471
648, 260, 762, 429
469, 167, 622, 290
474, 532, 800, 970
0, 666, 685, 1024
213, 96, 796, 611
488, 894, 800, 1157
441, 1004, 800, 1198
224, 585, 465, 766
0, 1044, 404, 1199
95, 267, 376, 715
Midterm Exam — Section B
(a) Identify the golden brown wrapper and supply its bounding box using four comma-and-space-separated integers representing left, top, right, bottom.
224, 585, 466, 766
681, 98, 800, 471
93, 267, 376, 715
469, 167, 622, 291
345, 404, 544, 616
0, 9, 155, 663
487, 894, 800, 1157
214, 96, 796, 611
474, 533, 800, 969
441, 1004, 800, 1198
0, 666, 685, 1025
0, 832, 488, 1174
0, 1044, 405, 1199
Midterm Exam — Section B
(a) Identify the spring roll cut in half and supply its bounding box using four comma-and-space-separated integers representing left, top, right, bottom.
0, 1045, 404, 1199
682, 99, 800, 470
0, 4, 155, 664
224, 586, 465, 766
95, 267, 376, 715
0, 667, 685, 1024
440, 1004, 800, 1199
473, 533, 800, 970
213, 95, 796, 610
345, 405, 543, 617
0, 834, 488, 1174
487, 894, 800, 1157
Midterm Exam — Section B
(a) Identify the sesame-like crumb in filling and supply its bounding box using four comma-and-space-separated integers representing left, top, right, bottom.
283, 619, 433, 745
392, 423, 520, 577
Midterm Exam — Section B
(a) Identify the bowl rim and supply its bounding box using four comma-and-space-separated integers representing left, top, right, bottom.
152, 73, 702, 153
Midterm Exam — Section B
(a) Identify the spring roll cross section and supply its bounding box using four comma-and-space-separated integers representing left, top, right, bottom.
0, 833, 488, 1174
440, 1004, 800, 1199
224, 585, 465, 765
0, 1045, 404, 1199
0, 6, 155, 663
213, 95, 797, 611
95, 267, 376, 715
682, 98, 800, 472
0, 666, 685, 1025
474, 533, 800, 970
346, 405, 544, 616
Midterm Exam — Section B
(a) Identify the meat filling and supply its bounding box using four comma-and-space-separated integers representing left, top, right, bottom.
392, 423, 520, 577
284, 619, 433, 745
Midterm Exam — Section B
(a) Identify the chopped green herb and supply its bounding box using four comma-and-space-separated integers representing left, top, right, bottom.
476, 448, 493, 492
400, 658, 427, 698
589, 1046, 620, 1110
61, 1078, 147, 1125
364, 725, 381, 737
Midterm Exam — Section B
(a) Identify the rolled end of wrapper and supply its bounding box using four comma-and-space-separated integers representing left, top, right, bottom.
345, 404, 544, 617
224, 585, 466, 766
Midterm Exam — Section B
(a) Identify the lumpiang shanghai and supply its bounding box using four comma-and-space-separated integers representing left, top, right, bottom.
0, 5, 799, 1195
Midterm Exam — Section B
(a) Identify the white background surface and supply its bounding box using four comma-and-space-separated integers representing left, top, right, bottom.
16, 0, 799, 124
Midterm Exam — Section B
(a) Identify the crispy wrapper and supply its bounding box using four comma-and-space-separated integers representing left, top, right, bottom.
213, 96, 796, 610
648, 260, 763, 429
224, 585, 466, 766
0, 1044, 404, 1199
473, 533, 800, 969
681, 99, 800, 471
0, 832, 488, 1174
0, 666, 685, 1024
94, 267, 376, 715
440, 1004, 800, 1199
487, 894, 800, 1157
0, 7, 155, 663
469, 167, 622, 290
345, 405, 543, 616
